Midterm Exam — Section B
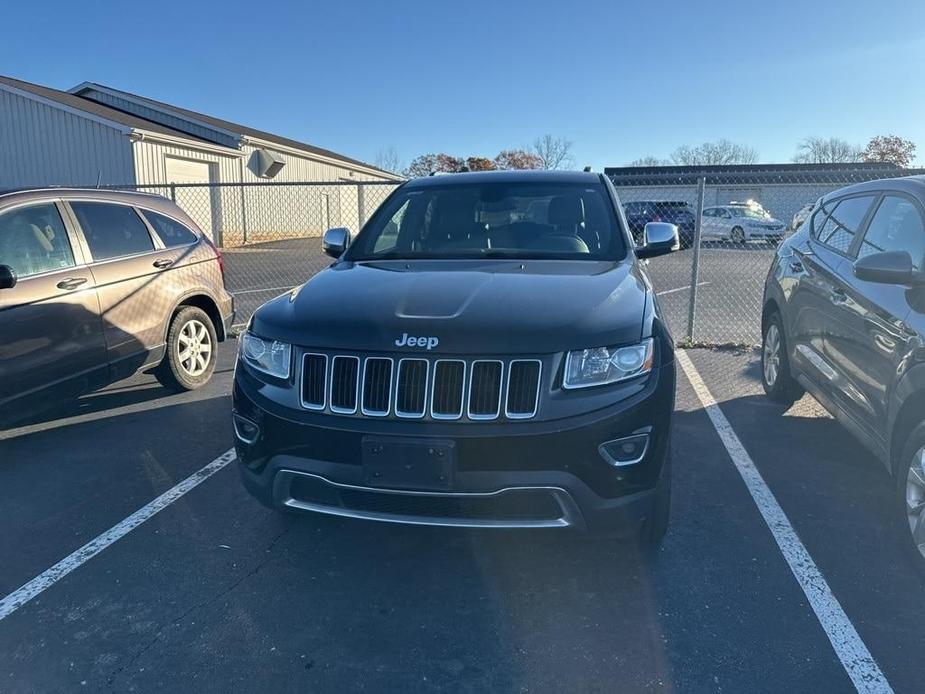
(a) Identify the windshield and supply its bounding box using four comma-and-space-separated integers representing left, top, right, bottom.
347, 180, 626, 261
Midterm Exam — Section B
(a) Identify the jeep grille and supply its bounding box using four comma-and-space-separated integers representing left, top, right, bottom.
300, 353, 542, 421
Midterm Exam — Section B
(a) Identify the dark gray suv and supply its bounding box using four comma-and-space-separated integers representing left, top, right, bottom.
0, 188, 234, 426
760, 175, 925, 572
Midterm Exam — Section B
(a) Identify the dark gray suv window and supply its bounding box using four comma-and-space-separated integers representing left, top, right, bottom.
0, 203, 74, 278
142, 210, 198, 248
812, 195, 875, 254
72, 202, 154, 261
858, 196, 925, 271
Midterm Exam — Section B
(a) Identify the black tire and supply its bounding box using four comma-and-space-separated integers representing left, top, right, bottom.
895, 421, 925, 578
731, 226, 745, 244
155, 306, 218, 392
643, 451, 671, 548
761, 312, 803, 405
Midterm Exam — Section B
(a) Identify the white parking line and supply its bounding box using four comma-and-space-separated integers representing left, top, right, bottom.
0, 448, 237, 622
675, 350, 892, 694
656, 281, 710, 296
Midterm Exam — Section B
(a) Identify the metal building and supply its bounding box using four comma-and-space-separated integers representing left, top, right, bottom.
0, 75, 402, 242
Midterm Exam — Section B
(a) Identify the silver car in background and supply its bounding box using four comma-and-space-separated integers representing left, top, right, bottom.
701, 204, 787, 244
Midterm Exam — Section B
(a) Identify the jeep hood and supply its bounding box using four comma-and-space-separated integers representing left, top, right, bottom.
249, 259, 649, 354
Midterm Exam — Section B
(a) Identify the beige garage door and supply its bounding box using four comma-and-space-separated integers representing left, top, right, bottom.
165, 157, 215, 239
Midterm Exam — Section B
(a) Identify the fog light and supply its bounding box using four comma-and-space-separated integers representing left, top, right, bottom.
599, 434, 649, 467
233, 413, 261, 444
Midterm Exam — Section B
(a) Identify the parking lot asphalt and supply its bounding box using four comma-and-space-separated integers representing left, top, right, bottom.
221, 237, 775, 346
1, 343, 920, 693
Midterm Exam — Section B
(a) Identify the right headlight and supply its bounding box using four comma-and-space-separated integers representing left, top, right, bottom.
240, 332, 292, 379
563, 338, 654, 389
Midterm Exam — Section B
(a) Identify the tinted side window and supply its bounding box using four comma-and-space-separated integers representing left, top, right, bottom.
0, 203, 75, 278
858, 196, 925, 271
812, 195, 875, 254
142, 210, 198, 248
72, 202, 154, 261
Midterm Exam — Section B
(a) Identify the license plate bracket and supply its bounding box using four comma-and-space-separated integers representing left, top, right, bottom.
361, 437, 456, 491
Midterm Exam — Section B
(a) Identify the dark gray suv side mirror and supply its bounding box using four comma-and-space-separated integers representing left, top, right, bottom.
853, 251, 925, 286
636, 222, 680, 259
0, 264, 17, 289
322, 227, 351, 258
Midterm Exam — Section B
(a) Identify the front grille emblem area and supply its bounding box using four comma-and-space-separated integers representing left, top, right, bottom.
301, 353, 541, 421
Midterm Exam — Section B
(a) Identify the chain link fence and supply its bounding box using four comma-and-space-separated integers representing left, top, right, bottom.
124, 167, 919, 341
609, 165, 924, 346
128, 181, 398, 324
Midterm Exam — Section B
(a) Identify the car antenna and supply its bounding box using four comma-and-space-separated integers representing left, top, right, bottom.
583, 166, 592, 172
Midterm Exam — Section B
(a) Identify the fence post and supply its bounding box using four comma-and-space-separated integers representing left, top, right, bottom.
686, 176, 707, 343
169, 184, 176, 202
357, 183, 366, 229
239, 184, 249, 245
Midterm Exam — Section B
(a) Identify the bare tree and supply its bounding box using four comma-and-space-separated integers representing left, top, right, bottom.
792, 137, 862, 164
374, 146, 404, 174
862, 135, 917, 168
670, 139, 759, 166
628, 156, 668, 167
532, 134, 574, 170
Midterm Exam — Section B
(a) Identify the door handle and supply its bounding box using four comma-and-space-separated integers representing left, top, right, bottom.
830, 288, 848, 304
153, 258, 174, 269
57, 277, 88, 291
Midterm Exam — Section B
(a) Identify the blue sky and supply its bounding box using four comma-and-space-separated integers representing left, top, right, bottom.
2, 0, 923, 170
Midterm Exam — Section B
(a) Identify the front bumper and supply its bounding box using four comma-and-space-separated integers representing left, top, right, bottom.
233, 360, 675, 532
745, 228, 784, 241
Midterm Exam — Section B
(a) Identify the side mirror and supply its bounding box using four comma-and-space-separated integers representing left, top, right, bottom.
853, 251, 924, 286
0, 265, 17, 290
322, 227, 351, 258
636, 222, 680, 259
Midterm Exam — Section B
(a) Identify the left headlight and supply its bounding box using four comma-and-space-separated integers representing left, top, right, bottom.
563, 338, 654, 389
240, 332, 292, 379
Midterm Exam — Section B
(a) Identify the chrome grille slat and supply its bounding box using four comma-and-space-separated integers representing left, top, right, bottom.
330, 356, 360, 414
301, 353, 328, 410
505, 360, 542, 419
431, 360, 466, 419
468, 360, 504, 420
301, 352, 540, 420
395, 359, 428, 418
362, 358, 393, 416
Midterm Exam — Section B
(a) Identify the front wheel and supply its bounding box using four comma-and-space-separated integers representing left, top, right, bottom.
731, 226, 746, 244
896, 422, 925, 578
761, 312, 803, 405
642, 451, 671, 548
155, 306, 218, 391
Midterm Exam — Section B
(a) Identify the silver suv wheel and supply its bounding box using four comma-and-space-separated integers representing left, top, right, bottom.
763, 323, 780, 388
905, 446, 925, 560
178, 318, 213, 377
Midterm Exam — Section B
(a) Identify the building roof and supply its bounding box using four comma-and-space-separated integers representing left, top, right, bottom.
604, 162, 925, 186
0, 75, 217, 145
71, 81, 396, 178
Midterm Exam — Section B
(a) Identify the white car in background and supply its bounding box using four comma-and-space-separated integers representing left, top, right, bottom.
701, 205, 786, 244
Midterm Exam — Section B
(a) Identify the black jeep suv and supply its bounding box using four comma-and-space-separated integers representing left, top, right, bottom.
760, 175, 925, 571
233, 171, 679, 544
